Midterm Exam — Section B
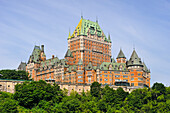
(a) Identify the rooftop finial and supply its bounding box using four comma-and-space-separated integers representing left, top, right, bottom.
133, 44, 135, 50
108, 33, 111, 40
68, 28, 71, 39
81, 11, 83, 19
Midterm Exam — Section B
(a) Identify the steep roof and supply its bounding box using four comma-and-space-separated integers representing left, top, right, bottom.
116, 49, 126, 59
17, 62, 26, 71
69, 18, 110, 43
100, 62, 128, 71
28, 45, 41, 63
78, 59, 83, 65
65, 49, 73, 58
127, 49, 143, 66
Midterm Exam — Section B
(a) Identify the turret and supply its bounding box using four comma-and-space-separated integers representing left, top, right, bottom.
127, 49, 143, 69
116, 49, 126, 63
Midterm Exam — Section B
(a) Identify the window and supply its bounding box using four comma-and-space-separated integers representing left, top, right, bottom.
138, 77, 143, 81
100, 75, 102, 77
131, 83, 134, 86
104, 71, 107, 73
131, 74, 134, 76
123, 75, 128, 78
104, 75, 108, 77
138, 73, 141, 76
110, 79, 111, 81
138, 83, 143, 86
104, 79, 108, 81
78, 76, 83, 78
115, 79, 120, 81
100, 79, 102, 81
115, 75, 120, 78
131, 78, 134, 81
78, 80, 83, 82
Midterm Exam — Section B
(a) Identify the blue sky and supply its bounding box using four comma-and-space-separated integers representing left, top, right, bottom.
0, 0, 170, 86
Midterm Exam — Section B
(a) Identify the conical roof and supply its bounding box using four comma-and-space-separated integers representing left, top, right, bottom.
116, 49, 126, 59
127, 49, 143, 66
65, 49, 73, 58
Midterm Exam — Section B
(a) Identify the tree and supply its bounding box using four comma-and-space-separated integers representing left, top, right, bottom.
13, 80, 62, 109
90, 82, 101, 99
152, 82, 166, 95
0, 69, 29, 80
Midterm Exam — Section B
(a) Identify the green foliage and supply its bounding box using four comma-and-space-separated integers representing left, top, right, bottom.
0, 82, 170, 112
13, 80, 63, 109
0, 69, 29, 80
90, 82, 101, 99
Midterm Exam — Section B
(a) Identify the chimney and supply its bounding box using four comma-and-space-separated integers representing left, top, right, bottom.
41, 45, 44, 52
52, 55, 54, 59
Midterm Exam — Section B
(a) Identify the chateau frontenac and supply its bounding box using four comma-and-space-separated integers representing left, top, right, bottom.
26, 17, 151, 87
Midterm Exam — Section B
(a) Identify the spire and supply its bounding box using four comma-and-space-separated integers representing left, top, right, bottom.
116, 49, 126, 59
96, 16, 98, 23
81, 11, 83, 19
108, 33, 111, 40
68, 29, 71, 39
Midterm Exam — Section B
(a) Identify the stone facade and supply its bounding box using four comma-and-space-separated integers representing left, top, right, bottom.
0, 79, 142, 94
0, 79, 26, 93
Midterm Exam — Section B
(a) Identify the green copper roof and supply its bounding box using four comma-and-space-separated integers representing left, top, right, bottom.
127, 50, 143, 66
69, 18, 111, 43
78, 59, 83, 65
100, 62, 128, 71
29, 45, 41, 63
65, 49, 73, 58
116, 49, 126, 59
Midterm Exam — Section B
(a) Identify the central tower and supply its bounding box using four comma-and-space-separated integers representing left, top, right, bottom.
67, 17, 112, 66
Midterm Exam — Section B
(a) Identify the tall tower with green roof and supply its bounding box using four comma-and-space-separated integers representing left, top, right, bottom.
67, 17, 112, 66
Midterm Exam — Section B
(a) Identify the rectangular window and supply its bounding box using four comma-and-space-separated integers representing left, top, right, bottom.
78, 76, 83, 78
131, 78, 134, 81
131, 74, 134, 76
104, 71, 107, 73
115, 75, 120, 78
104, 79, 108, 81
138, 77, 143, 81
100, 75, 102, 77
138, 83, 143, 86
115, 79, 120, 81
78, 80, 83, 82
138, 73, 141, 76
110, 79, 111, 81
123, 75, 128, 78
131, 83, 134, 86
104, 75, 108, 77
100, 79, 102, 81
